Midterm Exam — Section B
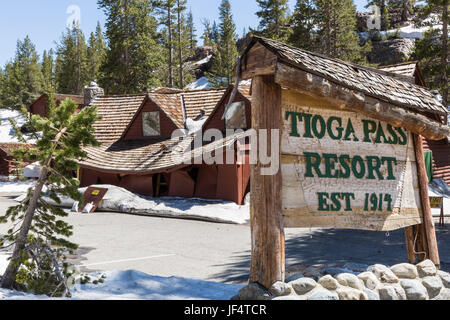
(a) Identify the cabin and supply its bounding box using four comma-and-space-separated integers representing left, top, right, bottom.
0, 143, 34, 176
379, 62, 450, 185
28, 93, 84, 118
74, 86, 252, 205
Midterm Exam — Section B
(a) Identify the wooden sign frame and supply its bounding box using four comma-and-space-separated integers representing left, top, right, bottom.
249, 75, 440, 289
79, 187, 108, 214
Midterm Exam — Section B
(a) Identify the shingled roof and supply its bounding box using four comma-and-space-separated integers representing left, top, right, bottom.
243, 37, 446, 116
79, 130, 249, 174
90, 94, 147, 144
182, 88, 228, 120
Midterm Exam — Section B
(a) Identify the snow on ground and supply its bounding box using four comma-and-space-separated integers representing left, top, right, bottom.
185, 77, 214, 90
0, 108, 35, 144
0, 181, 35, 193
0, 252, 242, 300
13, 185, 250, 225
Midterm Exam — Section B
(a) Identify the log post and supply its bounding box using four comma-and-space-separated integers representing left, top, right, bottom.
249, 75, 285, 289
413, 134, 440, 267
404, 226, 416, 264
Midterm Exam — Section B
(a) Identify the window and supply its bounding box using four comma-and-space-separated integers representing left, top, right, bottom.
224, 101, 246, 129
142, 112, 161, 136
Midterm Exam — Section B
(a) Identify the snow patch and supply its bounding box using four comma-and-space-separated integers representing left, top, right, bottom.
185, 118, 207, 134
15, 185, 250, 225
0, 268, 242, 300
0, 108, 34, 144
185, 77, 214, 90
23, 162, 41, 179
0, 181, 35, 193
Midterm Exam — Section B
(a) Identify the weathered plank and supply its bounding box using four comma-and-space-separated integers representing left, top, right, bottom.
249, 75, 285, 289
281, 91, 424, 231
413, 134, 440, 267
241, 43, 277, 80
275, 63, 450, 140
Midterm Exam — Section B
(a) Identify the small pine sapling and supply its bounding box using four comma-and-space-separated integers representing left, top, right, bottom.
0, 94, 99, 297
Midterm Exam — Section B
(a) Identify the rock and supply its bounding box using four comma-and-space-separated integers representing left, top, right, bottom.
437, 270, 450, 289
238, 283, 273, 301
269, 282, 294, 297
318, 275, 340, 290
368, 264, 399, 283
307, 289, 339, 301
422, 276, 443, 299
285, 273, 304, 283
272, 295, 305, 301
364, 288, 380, 300
400, 279, 429, 300
230, 294, 240, 300
378, 284, 407, 300
358, 272, 380, 290
390, 263, 419, 279
432, 288, 450, 301
336, 273, 365, 291
344, 262, 370, 273
336, 287, 368, 300
416, 260, 437, 278
368, 38, 415, 66
321, 267, 357, 277
302, 266, 322, 279
289, 278, 317, 295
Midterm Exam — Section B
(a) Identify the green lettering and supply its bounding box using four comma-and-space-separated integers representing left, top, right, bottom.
352, 156, 366, 179
341, 193, 355, 211
386, 124, 398, 145
338, 154, 351, 179
330, 193, 342, 211
382, 157, 398, 180
312, 115, 326, 139
367, 156, 384, 180
317, 193, 330, 211
323, 153, 339, 178
303, 113, 313, 138
304, 152, 324, 178
396, 127, 408, 145
343, 119, 358, 141
327, 117, 344, 140
286, 112, 301, 137
362, 120, 377, 143
374, 122, 387, 144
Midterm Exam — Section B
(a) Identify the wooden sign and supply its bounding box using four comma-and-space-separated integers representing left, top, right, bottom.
430, 196, 443, 209
79, 187, 108, 213
281, 91, 423, 231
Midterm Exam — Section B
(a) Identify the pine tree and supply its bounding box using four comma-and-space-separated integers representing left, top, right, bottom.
316, 0, 369, 64
0, 96, 99, 296
255, 0, 291, 41
207, 0, 238, 87
289, 0, 317, 51
87, 22, 106, 83
201, 19, 213, 46
158, 0, 177, 88
186, 9, 197, 53
55, 23, 89, 95
412, 0, 449, 108
1, 37, 43, 110
41, 50, 55, 92
175, 0, 188, 88
99, 0, 164, 93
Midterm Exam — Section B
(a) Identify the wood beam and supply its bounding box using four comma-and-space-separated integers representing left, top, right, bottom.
413, 134, 440, 267
274, 63, 450, 141
249, 75, 285, 289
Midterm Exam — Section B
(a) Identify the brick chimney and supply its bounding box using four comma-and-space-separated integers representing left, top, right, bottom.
84, 81, 104, 106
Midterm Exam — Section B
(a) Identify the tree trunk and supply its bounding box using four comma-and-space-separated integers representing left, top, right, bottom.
442, 1, 448, 110
177, 1, 184, 89
1, 128, 67, 289
168, 6, 174, 88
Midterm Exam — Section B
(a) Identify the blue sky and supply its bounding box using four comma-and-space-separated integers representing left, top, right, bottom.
0, 0, 368, 67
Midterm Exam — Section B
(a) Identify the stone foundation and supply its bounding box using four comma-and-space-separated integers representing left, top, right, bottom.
237, 260, 450, 300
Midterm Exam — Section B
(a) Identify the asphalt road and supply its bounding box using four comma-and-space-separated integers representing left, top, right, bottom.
0, 193, 449, 285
